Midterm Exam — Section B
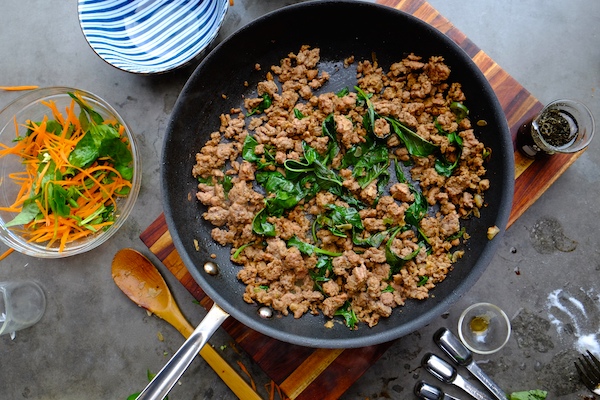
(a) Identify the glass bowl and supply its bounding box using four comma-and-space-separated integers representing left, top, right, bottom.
0, 87, 141, 258
530, 99, 595, 154
458, 302, 511, 354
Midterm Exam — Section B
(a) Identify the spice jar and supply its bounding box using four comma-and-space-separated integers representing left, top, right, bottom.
517, 99, 595, 158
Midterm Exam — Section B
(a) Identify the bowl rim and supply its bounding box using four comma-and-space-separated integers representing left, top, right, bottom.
0, 86, 142, 258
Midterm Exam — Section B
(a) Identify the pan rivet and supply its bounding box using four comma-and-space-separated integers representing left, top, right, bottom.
258, 306, 273, 319
204, 261, 219, 275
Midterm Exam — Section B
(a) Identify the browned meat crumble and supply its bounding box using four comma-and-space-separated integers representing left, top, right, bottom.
192, 45, 490, 329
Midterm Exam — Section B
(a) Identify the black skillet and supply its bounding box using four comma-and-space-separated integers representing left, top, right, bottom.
138, 1, 515, 397
161, 0, 513, 354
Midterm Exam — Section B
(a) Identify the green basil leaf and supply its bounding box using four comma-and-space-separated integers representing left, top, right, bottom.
352, 229, 391, 247
68, 92, 104, 125
4, 199, 41, 227
242, 134, 260, 163
450, 101, 469, 122
302, 141, 321, 164
328, 185, 367, 210
405, 188, 428, 227
242, 134, 275, 170
326, 204, 363, 233
47, 183, 70, 217
417, 276, 429, 286
100, 137, 132, 167
394, 158, 407, 183
382, 284, 395, 293
310, 256, 334, 292
312, 160, 343, 191
355, 87, 376, 134
68, 124, 123, 169
334, 301, 359, 329
68, 131, 99, 168
232, 241, 255, 259
221, 175, 233, 197
386, 117, 438, 157
386, 227, 421, 274
197, 176, 214, 185
115, 164, 134, 181
252, 208, 276, 237
321, 114, 340, 162
434, 131, 464, 177
257, 171, 306, 216
393, 159, 429, 227
293, 108, 306, 119
287, 236, 342, 257
336, 87, 349, 97
246, 93, 272, 116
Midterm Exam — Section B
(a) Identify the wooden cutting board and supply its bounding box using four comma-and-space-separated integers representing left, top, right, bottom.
140, 0, 584, 398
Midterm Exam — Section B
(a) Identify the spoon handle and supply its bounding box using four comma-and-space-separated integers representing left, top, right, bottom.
136, 303, 230, 400
465, 363, 507, 400
453, 374, 494, 400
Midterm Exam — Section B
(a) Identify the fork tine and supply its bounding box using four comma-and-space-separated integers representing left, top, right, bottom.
575, 351, 600, 395
587, 350, 600, 372
575, 360, 597, 392
583, 351, 600, 382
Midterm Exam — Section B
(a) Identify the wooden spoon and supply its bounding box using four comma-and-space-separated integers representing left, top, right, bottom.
111, 248, 260, 400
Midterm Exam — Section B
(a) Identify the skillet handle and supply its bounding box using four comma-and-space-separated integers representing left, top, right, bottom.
136, 303, 230, 400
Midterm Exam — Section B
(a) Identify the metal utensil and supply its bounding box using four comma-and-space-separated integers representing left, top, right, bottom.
421, 353, 493, 400
111, 249, 259, 400
434, 327, 507, 400
414, 380, 462, 400
575, 350, 600, 395
137, 303, 230, 400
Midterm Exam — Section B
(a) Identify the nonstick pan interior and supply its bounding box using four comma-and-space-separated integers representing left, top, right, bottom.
161, 0, 514, 348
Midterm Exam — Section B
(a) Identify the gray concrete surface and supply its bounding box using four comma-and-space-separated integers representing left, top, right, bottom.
1, 0, 599, 399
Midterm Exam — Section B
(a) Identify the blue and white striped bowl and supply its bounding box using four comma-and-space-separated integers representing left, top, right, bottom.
78, 0, 229, 74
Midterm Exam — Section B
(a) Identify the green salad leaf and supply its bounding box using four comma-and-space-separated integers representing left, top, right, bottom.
508, 390, 547, 400
3, 93, 134, 236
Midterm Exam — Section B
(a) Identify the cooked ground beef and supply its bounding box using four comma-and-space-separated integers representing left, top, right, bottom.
192, 45, 490, 329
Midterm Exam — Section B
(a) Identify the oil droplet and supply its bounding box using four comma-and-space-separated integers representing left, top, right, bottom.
470, 315, 490, 333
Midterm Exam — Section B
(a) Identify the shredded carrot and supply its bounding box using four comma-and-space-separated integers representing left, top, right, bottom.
236, 361, 257, 392
267, 381, 275, 400
0, 85, 39, 91
0, 248, 15, 261
265, 381, 290, 400
0, 95, 134, 252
